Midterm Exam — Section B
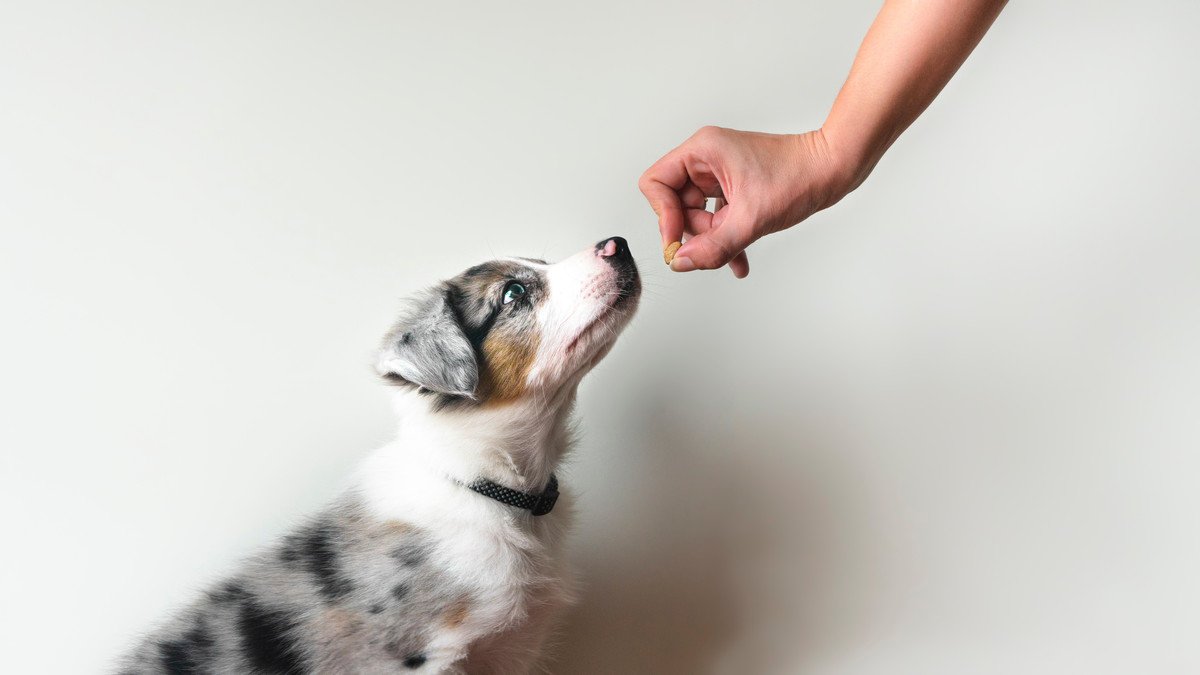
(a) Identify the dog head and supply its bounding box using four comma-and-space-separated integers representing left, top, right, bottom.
377, 236, 640, 408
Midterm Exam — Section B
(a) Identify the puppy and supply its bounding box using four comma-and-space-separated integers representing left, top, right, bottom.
118, 237, 641, 674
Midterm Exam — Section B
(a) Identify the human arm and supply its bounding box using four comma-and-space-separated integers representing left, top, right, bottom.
638, 0, 1008, 277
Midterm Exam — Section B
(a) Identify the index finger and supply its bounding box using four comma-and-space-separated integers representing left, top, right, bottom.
638, 156, 688, 248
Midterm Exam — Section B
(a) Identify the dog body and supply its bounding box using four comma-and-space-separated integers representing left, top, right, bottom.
119, 237, 640, 674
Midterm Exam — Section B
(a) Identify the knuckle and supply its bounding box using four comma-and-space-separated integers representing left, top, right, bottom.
714, 245, 736, 265
693, 240, 732, 269
637, 172, 654, 193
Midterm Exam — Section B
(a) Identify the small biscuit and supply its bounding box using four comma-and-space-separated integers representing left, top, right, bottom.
663, 241, 682, 265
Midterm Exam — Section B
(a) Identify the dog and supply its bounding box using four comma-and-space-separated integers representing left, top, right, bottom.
117, 236, 641, 674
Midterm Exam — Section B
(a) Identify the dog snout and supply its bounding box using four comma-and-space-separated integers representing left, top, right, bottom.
592, 236, 639, 299
594, 236, 632, 265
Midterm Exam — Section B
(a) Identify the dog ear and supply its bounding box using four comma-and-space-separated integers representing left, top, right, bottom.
376, 287, 479, 398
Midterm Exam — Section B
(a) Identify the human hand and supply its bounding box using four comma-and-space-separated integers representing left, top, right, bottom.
638, 126, 856, 278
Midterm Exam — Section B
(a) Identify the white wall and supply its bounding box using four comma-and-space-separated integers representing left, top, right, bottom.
2, 2, 1198, 673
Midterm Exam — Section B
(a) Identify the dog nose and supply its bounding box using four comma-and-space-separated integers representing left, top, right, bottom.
595, 236, 630, 259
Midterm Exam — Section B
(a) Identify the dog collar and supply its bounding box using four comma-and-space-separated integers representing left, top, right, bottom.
466, 474, 559, 516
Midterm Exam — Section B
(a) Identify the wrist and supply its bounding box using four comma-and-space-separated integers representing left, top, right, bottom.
790, 129, 860, 214
816, 122, 886, 196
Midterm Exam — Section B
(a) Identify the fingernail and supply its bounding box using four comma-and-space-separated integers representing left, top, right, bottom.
670, 256, 695, 272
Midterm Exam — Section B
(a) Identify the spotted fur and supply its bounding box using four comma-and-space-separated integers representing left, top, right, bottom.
118, 239, 640, 674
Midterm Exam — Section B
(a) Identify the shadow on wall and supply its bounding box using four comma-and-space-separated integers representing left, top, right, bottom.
554, 384, 885, 674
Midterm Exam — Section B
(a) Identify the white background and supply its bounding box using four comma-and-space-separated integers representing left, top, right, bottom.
2, 2, 1198, 673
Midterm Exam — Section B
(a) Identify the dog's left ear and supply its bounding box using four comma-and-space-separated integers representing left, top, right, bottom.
376, 287, 479, 398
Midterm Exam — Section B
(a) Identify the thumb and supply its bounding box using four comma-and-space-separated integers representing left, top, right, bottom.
672, 203, 755, 272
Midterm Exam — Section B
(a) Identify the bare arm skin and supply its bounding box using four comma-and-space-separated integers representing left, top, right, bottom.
639, 0, 1008, 277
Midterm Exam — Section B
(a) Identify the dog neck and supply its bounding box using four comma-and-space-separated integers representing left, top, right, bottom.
390, 387, 577, 494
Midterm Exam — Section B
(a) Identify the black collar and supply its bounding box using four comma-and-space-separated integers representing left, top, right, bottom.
466, 474, 559, 516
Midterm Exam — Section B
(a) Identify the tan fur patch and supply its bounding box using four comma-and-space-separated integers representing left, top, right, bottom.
372, 520, 414, 539
481, 330, 539, 403
319, 608, 364, 640
442, 598, 472, 629
314, 608, 369, 673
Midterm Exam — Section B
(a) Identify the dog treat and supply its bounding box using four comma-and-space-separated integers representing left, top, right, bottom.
663, 241, 682, 265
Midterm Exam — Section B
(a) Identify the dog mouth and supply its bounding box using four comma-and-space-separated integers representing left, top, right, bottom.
566, 290, 635, 355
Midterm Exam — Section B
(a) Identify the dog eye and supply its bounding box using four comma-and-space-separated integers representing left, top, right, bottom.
502, 281, 527, 305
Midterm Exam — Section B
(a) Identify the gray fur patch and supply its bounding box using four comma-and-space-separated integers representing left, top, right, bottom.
117, 495, 474, 674
377, 288, 479, 398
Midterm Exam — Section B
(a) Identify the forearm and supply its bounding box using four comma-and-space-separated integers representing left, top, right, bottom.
822, 0, 1007, 188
